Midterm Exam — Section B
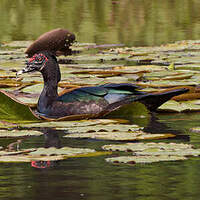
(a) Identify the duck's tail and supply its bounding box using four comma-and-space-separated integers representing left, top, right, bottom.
105, 88, 189, 113
137, 88, 189, 111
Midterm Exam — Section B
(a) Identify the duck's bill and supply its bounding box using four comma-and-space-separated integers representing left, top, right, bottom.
16, 68, 28, 76
16, 64, 37, 76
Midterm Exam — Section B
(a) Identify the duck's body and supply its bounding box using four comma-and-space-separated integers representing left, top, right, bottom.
17, 52, 188, 119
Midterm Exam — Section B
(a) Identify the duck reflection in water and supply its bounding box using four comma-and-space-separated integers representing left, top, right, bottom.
31, 128, 61, 169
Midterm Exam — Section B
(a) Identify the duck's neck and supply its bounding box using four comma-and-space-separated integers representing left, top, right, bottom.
37, 55, 61, 114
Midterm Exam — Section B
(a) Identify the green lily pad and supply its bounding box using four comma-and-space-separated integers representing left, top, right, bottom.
23, 119, 126, 129
0, 149, 36, 156
3, 41, 32, 48
135, 149, 200, 157
66, 124, 142, 133
67, 53, 129, 63
0, 147, 109, 163
64, 124, 175, 141
0, 60, 23, 66
29, 147, 95, 156
0, 121, 18, 129
0, 130, 43, 138
105, 155, 186, 165
0, 90, 40, 122
64, 132, 175, 141
189, 127, 200, 133
102, 142, 193, 152
21, 83, 43, 93
0, 155, 65, 162
158, 100, 200, 112
103, 142, 200, 165
112, 65, 164, 72
103, 142, 200, 156
15, 97, 37, 106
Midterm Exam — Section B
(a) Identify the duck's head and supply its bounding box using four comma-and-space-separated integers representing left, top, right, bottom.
17, 53, 50, 76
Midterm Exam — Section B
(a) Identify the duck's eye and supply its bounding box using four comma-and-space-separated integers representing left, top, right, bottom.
35, 56, 45, 64
28, 53, 48, 65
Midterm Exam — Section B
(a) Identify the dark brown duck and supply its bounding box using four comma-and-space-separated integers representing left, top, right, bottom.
17, 29, 188, 119
17, 52, 188, 118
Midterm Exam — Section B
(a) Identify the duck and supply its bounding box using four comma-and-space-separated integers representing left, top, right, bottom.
17, 51, 188, 119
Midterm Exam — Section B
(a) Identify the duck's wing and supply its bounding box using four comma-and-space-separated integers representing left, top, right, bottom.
57, 83, 144, 104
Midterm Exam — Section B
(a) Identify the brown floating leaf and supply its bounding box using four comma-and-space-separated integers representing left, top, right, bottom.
147, 74, 194, 81
137, 80, 198, 88
25, 28, 75, 57
71, 70, 147, 75
0, 79, 32, 88
172, 93, 200, 101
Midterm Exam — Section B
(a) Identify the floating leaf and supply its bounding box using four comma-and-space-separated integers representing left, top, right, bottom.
0, 149, 36, 156
190, 127, 200, 133
136, 149, 200, 157
0, 90, 40, 122
21, 83, 43, 94
64, 124, 175, 141
103, 142, 200, 165
137, 80, 198, 88
158, 100, 200, 112
29, 147, 95, 156
109, 142, 200, 156
0, 130, 43, 138
102, 142, 193, 152
23, 119, 127, 129
105, 155, 186, 165
0, 147, 109, 163
0, 155, 65, 162
66, 124, 142, 133
112, 65, 164, 72
3, 41, 32, 48
15, 97, 37, 106
64, 132, 175, 141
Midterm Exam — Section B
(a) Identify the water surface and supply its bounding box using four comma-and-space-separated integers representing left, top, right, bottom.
1, 1, 200, 200
1, 0, 200, 46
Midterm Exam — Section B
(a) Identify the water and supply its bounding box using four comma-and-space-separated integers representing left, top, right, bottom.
1, 0, 200, 46
1, 1, 200, 200
0, 113, 199, 200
